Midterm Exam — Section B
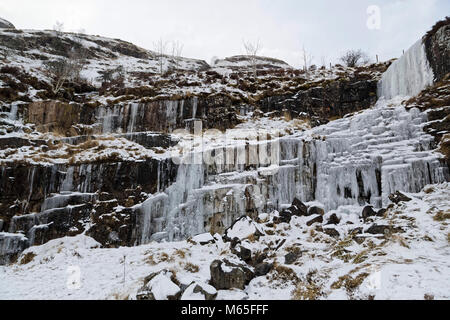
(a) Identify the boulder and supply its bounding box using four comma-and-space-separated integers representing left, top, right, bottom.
323, 227, 340, 238
209, 259, 254, 290
292, 198, 308, 216
306, 214, 323, 226
254, 262, 273, 276
232, 245, 252, 263
388, 191, 412, 204
180, 282, 217, 300
366, 224, 403, 235
361, 205, 377, 221
307, 206, 325, 216
223, 216, 264, 242
189, 233, 215, 245
136, 270, 181, 300
275, 198, 309, 224
284, 252, 300, 264
326, 213, 341, 225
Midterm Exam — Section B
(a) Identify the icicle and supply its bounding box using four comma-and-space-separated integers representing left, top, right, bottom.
378, 39, 434, 99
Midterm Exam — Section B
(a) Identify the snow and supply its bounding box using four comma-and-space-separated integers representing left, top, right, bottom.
224, 217, 263, 241
0, 183, 449, 300
191, 233, 215, 245
145, 271, 180, 300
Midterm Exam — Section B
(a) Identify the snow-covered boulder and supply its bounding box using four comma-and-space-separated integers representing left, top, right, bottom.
209, 259, 254, 290
180, 282, 217, 300
189, 233, 215, 245
223, 216, 264, 242
136, 270, 181, 300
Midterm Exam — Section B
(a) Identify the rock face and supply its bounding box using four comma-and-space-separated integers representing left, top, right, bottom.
259, 78, 378, 125
26, 96, 239, 136
424, 18, 450, 83
0, 18, 15, 29
0, 233, 28, 264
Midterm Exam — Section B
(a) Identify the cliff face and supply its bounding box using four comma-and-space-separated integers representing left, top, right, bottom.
0, 22, 449, 265
424, 18, 450, 83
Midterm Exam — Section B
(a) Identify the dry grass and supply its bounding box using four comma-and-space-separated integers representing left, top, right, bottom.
19, 252, 36, 265
331, 272, 370, 293
110, 292, 130, 300
184, 262, 200, 273
269, 264, 299, 284
292, 270, 322, 300
433, 210, 450, 222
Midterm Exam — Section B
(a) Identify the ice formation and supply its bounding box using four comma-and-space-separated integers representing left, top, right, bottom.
378, 39, 435, 99
132, 98, 447, 243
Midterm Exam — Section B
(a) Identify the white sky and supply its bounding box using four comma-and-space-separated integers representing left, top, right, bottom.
0, 0, 448, 67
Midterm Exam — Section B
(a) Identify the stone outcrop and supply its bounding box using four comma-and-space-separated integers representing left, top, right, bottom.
258, 77, 379, 125
0, 18, 15, 29
424, 18, 450, 83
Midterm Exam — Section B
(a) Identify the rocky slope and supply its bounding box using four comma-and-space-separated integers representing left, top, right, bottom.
0, 17, 449, 300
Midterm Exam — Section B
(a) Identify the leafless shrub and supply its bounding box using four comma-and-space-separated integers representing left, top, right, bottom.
154, 38, 168, 75
339, 49, 370, 67
243, 39, 263, 77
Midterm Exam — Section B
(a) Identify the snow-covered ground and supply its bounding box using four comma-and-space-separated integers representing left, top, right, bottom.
1, 183, 448, 300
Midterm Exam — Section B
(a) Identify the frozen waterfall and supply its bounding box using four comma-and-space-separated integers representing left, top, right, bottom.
378, 39, 434, 99
134, 97, 448, 243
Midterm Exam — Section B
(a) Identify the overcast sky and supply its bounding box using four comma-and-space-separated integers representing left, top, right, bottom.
1, 0, 448, 67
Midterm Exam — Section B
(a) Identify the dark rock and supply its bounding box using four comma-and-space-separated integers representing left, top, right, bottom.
306, 214, 323, 226
291, 198, 308, 216
307, 206, 325, 216
276, 198, 309, 224
323, 227, 340, 238
209, 259, 254, 290
362, 205, 377, 220
326, 213, 340, 225
230, 237, 241, 249
366, 224, 388, 235
377, 208, 387, 217
234, 245, 252, 263
254, 262, 273, 276
284, 252, 299, 264
388, 191, 412, 204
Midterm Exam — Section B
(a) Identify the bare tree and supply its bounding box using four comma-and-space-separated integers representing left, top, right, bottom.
44, 47, 87, 94
243, 39, 262, 77
301, 46, 314, 73
153, 38, 168, 75
339, 49, 370, 67
171, 40, 184, 70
